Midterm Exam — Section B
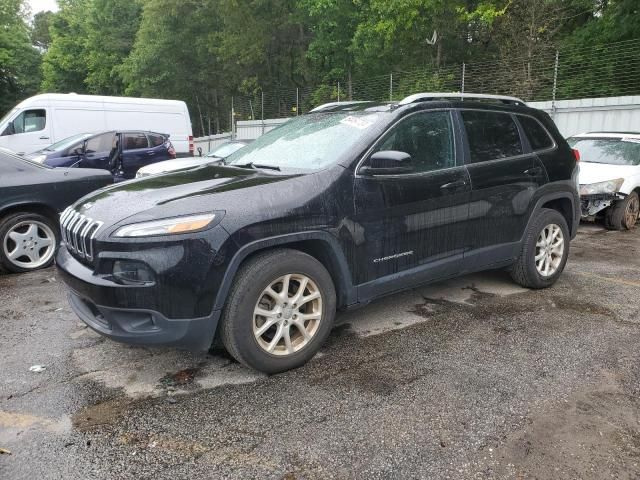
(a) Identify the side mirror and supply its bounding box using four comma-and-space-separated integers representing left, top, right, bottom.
72, 146, 84, 156
1, 121, 15, 136
197, 147, 203, 157
360, 150, 413, 176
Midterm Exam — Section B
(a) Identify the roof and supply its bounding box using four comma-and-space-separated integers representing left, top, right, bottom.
571, 132, 640, 139
17, 93, 186, 107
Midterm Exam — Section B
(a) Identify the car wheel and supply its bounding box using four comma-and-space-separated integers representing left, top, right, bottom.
605, 191, 639, 230
510, 208, 570, 289
0, 212, 59, 273
219, 249, 336, 374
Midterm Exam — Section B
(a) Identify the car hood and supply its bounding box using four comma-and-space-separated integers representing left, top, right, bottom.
578, 162, 638, 185
72, 164, 301, 227
137, 157, 220, 176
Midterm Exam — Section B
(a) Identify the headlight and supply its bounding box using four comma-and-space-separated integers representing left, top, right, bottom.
579, 178, 624, 196
113, 213, 217, 238
31, 154, 47, 164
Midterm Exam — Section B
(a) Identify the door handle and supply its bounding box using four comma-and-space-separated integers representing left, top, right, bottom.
440, 180, 467, 190
524, 167, 543, 176
39, 136, 50, 140
147, 151, 155, 155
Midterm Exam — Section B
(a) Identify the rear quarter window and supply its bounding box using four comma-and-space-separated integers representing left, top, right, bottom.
147, 134, 166, 147
461, 110, 523, 163
518, 115, 554, 150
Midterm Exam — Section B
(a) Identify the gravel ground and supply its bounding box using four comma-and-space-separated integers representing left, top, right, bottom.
0, 224, 639, 479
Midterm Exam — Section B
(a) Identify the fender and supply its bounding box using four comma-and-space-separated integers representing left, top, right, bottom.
523, 190, 580, 240
211, 230, 357, 312
0, 200, 61, 218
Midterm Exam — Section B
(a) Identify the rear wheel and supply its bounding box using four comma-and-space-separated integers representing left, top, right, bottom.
0, 212, 59, 273
510, 208, 570, 289
219, 249, 336, 374
605, 191, 639, 230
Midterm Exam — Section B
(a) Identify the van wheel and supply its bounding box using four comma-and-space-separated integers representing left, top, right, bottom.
510, 208, 570, 289
605, 192, 639, 230
220, 249, 336, 374
0, 213, 59, 273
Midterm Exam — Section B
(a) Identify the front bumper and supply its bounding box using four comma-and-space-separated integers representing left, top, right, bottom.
580, 192, 625, 217
67, 290, 219, 350
56, 246, 221, 351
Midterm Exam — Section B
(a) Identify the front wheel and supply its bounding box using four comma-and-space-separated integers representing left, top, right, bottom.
605, 191, 639, 230
219, 249, 336, 374
0, 212, 59, 273
510, 208, 570, 289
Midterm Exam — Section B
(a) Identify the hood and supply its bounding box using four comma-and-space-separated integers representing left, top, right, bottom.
72, 164, 300, 227
138, 157, 221, 176
578, 161, 639, 185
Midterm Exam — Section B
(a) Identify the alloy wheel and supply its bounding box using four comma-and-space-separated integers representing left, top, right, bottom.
252, 273, 323, 356
625, 195, 639, 228
2, 221, 56, 270
535, 223, 564, 277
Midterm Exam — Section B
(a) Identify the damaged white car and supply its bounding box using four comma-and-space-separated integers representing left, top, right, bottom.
568, 132, 640, 230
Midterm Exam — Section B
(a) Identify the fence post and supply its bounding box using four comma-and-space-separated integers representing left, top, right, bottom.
461, 63, 466, 93
337, 82, 341, 102
296, 87, 299, 116
551, 50, 559, 119
390, 73, 393, 101
231, 96, 235, 140
261, 91, 265, 135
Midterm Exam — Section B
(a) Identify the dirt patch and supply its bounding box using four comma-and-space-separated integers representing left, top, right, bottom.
159, 367, 201, 388
483, 371, 640, 479
72, 397, 133, 431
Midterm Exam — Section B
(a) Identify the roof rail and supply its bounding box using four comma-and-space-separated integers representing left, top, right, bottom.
398, 92, 526, 106
309, 101, 371, 113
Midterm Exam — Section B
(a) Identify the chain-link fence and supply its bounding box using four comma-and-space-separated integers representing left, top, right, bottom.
196, 38, 640, 138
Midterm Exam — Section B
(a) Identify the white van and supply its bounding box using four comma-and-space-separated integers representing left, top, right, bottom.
0, 94, 193, 156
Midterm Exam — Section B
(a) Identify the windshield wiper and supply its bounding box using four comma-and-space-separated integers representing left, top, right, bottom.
235, 162, 281, 171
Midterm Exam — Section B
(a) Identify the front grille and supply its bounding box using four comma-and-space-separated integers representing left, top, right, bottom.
60, 207, 104, 261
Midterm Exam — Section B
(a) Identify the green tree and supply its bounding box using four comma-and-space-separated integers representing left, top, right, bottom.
84, 0, 142, 95
32, 10, 56, 50
0, 0, 41, 115
41, 0, 91, 93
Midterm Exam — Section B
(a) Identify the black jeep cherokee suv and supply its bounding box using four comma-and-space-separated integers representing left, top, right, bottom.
56, 93, 580, 374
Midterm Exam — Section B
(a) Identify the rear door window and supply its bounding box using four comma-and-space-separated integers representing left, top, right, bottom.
461, 110, 523, 163
123, 132, 149, 150
518, 115, 554, 150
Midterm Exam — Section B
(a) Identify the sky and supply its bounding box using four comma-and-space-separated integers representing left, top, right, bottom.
27, 0, 59, 17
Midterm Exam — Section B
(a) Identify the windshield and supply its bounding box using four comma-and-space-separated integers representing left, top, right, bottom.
568, 137, 640, 166
225, 112, 382, 171
43, 133, 93, 152
207, 142, 247, 158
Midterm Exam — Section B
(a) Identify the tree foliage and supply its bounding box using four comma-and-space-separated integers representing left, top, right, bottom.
0, 0, 41, 115
0, 0, 638, 131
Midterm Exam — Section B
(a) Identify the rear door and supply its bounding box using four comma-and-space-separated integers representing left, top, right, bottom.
353, 109, 472, 299
120, 132, 154, 178
460, 109, 547, 269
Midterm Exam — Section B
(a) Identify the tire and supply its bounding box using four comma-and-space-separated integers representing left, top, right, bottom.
510, 208, 570, 289
0, 212, 59, 273
219, 249, 337, 374
604, 191, 639, 231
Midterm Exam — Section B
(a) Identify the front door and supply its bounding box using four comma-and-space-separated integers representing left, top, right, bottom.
459, 109, 547, 269
80, 132, 118, 171
1, 108, 51, 155
353, 110, 471, 300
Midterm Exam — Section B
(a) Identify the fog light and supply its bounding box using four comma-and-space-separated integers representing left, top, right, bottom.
112, 260, 154, 285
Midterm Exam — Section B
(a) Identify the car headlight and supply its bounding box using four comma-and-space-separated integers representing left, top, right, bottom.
31, 154, 47, 164
579, 178, 624, 196
113, 213, 217, 238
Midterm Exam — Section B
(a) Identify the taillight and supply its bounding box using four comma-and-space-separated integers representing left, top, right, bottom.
189, 135, 194, 155
168, 144, 176, 159
572, 148, 580, 162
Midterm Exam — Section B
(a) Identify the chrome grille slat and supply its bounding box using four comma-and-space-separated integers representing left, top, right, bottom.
59, 209, 103, 261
